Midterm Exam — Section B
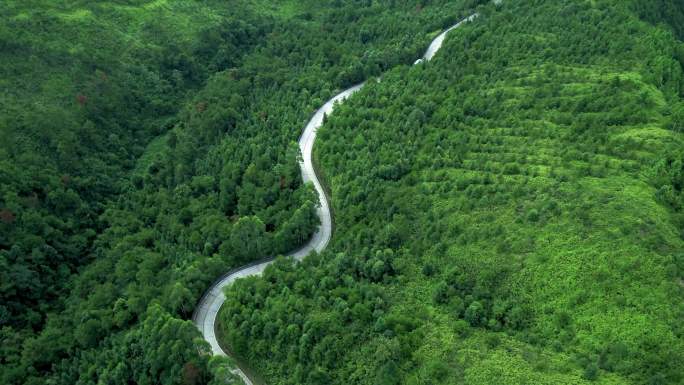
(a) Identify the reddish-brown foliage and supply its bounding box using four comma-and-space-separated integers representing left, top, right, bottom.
76, 94, 88, 106
0, 209, 16, 224
181, 362, 201, 385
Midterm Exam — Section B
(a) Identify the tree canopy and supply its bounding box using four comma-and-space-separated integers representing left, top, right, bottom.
219, 0, 684, 384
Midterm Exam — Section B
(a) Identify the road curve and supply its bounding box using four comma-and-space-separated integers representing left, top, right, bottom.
192, 13, 479, 385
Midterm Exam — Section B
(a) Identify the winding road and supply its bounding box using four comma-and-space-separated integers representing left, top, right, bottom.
192, 13, 479, 385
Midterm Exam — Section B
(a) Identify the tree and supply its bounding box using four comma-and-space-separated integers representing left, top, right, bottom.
583, 362, 599, 381
164, 282, 195, 317
668, 102, 684, 132
224, 216, 268, 262
220, 163, 241, 215
464, 301, 486, 327
108, 305, 209, 385
375, 361, 400, 385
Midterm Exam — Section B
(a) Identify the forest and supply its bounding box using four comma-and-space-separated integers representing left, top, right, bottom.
1, 0, 683, 384
218, 0, 684, 384
1, 0, 479, 384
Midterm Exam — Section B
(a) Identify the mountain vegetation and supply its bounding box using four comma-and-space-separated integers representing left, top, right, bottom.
218, 0, 684, 384
0, 0, 479, 384
2, 0, 683, 384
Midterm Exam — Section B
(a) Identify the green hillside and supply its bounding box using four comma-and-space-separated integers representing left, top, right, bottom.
2, 0, 683, 384
219, 1, 684, 384
0, 0, 267, 330
0, 1, 478, 384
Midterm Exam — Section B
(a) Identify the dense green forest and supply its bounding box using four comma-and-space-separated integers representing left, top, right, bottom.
219, 0, 684, 384
0, 0, 481, 384
0, 0, 265, 330
3, 0, 683, 384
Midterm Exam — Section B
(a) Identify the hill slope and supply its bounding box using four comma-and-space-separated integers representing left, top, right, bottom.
0, 1, 479, 384
219, 1, 684, 384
